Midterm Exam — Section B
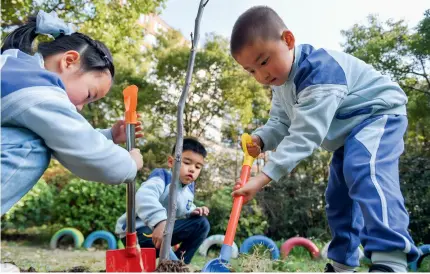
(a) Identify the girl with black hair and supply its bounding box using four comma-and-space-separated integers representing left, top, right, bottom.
1, 11, 144, 216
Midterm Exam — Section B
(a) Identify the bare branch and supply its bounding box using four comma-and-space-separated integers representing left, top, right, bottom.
196, 115, 216, 137
409, 71, 427, 77
418, 57, 430, 89
159, 0, 208, 262
402, 85, 430, 96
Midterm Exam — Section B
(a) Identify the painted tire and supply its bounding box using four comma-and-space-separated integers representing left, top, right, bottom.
281, 237, 319, 259
50, 228, 85, 249
410, 244, 430, 272
240, 235, 280, 260
321, 241, 365, 261
198, 234, 239, 258
82, 230, 117, 250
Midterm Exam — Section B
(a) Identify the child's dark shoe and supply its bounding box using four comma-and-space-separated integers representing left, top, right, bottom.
324, 263, 358, 272
369, 264, 395, 272
324, 263, 336, 272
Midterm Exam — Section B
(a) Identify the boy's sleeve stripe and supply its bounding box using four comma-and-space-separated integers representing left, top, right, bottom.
187, 182, 195, 194
294, 48, 347, 95
147, 168, 172, 188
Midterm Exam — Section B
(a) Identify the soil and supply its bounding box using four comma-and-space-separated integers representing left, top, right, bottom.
155, 260, 191, 272
6, 261, 201, 273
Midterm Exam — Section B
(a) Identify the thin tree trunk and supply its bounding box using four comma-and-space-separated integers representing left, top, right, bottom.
418, 57, 430, 90
159, 0, 209, 262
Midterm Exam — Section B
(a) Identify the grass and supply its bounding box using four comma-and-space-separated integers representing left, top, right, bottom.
418, 256, 430, 272
1, 241, 106, 272
1, 238, 429, 272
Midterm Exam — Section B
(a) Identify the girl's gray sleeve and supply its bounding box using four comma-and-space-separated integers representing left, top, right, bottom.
97, 128, 113, 140
14, 97, 137, 184
253, 90, 291, 151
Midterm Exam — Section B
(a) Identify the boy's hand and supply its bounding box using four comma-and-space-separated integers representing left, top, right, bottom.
152, 220, 166, 249
129, 148, 143, 170
246, 135, 263, 158
111, 114, 144, 144
191, 206, 210, 216
232, 173, 272, 204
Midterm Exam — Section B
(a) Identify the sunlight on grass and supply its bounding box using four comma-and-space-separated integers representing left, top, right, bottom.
2, 240, 429, 272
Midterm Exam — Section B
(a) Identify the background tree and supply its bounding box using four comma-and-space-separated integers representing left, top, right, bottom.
341, 10, 430, 147
149, 31, 270, 140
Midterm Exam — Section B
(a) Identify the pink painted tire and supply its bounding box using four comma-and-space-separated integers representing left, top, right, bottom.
281, 237, 320, 259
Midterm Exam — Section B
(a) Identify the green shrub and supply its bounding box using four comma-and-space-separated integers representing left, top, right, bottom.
52, 179, 127, 233
257, 175, 330, 241
2, 180, 56, 230
400, 153, 430, 244
3, 148, 427, 246
257, 149, 430, 244
42, 160, 74, 191
195, 185, 268, 243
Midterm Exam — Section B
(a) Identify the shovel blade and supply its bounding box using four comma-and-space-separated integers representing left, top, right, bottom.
106, 248, 156, 272
202, 258, 231, 272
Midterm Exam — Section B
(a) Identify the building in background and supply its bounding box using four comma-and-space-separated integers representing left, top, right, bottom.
138, 13, 170, 47
138, 13, 188, 47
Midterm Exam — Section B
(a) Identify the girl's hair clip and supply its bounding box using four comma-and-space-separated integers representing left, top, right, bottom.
35, 10, 75, 38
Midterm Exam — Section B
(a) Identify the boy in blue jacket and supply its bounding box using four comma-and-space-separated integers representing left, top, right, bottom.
231, 6, 418, 273
116, 138, 210, 264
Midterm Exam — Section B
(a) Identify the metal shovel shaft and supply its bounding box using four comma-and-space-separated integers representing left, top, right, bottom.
106, 85, 157, 272
126, 124, 136, 234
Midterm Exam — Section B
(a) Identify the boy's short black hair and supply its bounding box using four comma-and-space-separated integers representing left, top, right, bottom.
172, 138, 207, 158
230, 6, 287, 56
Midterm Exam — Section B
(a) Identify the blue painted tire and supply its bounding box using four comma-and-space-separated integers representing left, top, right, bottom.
410, 244, 430, 272
83, 230, 117, 250
240, 235, 280, 260
50, 228, 84, 249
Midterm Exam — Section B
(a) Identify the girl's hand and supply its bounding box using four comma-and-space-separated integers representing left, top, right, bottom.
112, 114, 144, 144
129, 148, 143, 170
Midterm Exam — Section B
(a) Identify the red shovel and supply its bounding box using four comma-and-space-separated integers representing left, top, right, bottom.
106, 85, 156, 272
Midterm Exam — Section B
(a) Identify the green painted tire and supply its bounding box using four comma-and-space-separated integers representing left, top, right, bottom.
117, 238, 125, 249
50, 228, 85, 249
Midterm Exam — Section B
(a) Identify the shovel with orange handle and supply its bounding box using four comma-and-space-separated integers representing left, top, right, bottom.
202, 133, 256, 272
106, 85, 156, 272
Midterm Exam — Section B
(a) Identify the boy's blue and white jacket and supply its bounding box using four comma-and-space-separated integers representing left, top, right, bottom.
115, 168, 197, 238
255, 44, 408, 182
1, 49, 137, 184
